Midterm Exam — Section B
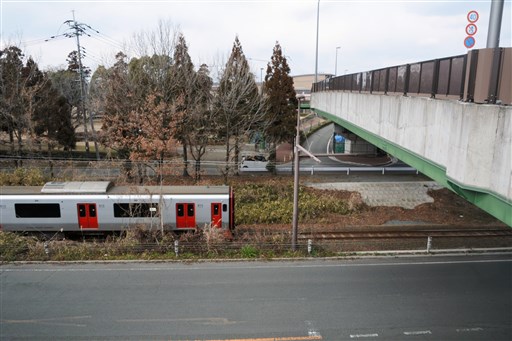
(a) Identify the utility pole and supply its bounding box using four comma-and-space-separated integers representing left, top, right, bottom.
64, 11, 92, 158
486, 0, 504, 48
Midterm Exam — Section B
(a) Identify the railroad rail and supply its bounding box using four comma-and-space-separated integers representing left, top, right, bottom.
298, 228, 512, 240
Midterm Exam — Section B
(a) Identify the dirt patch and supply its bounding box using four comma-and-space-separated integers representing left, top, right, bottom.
231, 177, 505, 230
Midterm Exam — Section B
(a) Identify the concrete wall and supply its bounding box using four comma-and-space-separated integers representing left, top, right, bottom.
311, 92, 512, 204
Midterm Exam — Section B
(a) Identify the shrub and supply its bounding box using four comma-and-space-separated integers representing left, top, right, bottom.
0, 168, 46, 186
240, 245, 259, 258
235, 182, 349, 225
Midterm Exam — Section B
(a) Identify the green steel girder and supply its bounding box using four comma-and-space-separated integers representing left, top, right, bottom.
314, 108, 512, 227
300, 102, 311, 109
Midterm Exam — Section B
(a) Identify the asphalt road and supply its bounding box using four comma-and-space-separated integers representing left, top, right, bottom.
1, 255, 511, 340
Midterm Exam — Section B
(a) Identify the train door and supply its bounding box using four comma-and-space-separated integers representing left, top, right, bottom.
77, 203, 99, 229
211, 203, 222, 228
176, 203, 196, 228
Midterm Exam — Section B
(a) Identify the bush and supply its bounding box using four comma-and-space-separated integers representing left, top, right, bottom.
240, 245, 260, 258
235, 182, 349, 225
0, 168, 46, 186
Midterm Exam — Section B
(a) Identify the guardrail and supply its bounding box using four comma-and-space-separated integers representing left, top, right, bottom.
312, 47, 512, 105
275, 166, 417, 175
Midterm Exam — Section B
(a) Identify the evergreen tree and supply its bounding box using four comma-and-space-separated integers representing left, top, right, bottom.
169, 33, 196, 176
1, 48, 76, 158
101, 52, 135, 160
32, 84, 76, 153
187, 63, 214, 180
262, 42, 297, 167
0, 46, 26, 156
88, 65, 109, 119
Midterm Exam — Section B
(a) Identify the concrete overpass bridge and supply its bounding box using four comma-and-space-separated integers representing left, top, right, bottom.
310, 47, 511, 226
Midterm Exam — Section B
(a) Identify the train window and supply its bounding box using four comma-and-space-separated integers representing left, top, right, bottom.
15, 203, 61, 218
223, 204, 227, 212
187, 204, 194, 217
177, 204, 184, 217
78, 205, 86, 217
114, 203, 158, 218
213, 204, 219, 215
114, 203, 130, 217
89, 205, 97, 217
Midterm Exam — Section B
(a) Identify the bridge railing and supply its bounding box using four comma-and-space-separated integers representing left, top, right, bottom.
312, 47, 511, 105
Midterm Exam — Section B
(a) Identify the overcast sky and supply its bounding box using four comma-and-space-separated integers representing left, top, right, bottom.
1, 0, 511, 82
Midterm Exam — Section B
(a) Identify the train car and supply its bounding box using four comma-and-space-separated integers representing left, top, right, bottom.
0, 181, 234, 233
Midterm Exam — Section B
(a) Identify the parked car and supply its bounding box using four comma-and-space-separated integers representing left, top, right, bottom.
239, 155, 269, 171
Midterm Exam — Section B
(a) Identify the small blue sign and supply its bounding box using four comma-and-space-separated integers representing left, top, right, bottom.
464, 36, 476, 49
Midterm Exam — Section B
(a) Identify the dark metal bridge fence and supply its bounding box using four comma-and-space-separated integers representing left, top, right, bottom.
312, 47, 511, 105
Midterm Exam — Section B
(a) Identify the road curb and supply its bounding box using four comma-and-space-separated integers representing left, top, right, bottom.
3, 247, 512, 265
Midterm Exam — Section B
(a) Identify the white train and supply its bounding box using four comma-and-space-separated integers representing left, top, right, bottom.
0, 182, 234, 232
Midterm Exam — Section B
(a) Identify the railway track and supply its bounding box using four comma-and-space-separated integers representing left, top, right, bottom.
298, 228, 512, 240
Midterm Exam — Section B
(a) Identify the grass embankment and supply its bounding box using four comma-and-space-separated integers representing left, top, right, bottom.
0, 177, 359, 262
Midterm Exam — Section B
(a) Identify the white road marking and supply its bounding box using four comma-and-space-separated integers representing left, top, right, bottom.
2, 258, 511, 272
305, 320, 322, 337
1, 315, 91, 327
456, 327, 484, 332
118, 317, 239, 325
404, 330, 432, 335
350, 333, 378, 338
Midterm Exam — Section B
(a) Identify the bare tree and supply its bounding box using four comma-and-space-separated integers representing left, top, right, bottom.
100, 51, 182, 184
128, 92, 182, 182
100, 52, 136, 167
186, 63, 214, 180
213, 36, 264, 181
131, 18, 178, 61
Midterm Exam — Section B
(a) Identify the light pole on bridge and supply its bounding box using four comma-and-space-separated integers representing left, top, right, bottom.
335, 46, 341, 76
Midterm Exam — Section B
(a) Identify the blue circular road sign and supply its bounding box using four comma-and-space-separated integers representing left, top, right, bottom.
464, 36, 476, 49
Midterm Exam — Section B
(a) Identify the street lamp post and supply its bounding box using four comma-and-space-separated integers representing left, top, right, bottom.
335, 46, 341, 76
314, 0, 320, 83
260, 67, 264, 94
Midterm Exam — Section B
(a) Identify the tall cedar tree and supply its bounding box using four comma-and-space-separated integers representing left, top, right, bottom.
128, 54, 173, 103
48, 68, 82, 130
101, 52, 135, 160
263, 42, 297, 165
0, 46, 25, 156
28, 60, 75, 153
88, 65, 109, 119
170, 34, 196, 177
186, 63, 214, 180
215, 36, 262, 179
